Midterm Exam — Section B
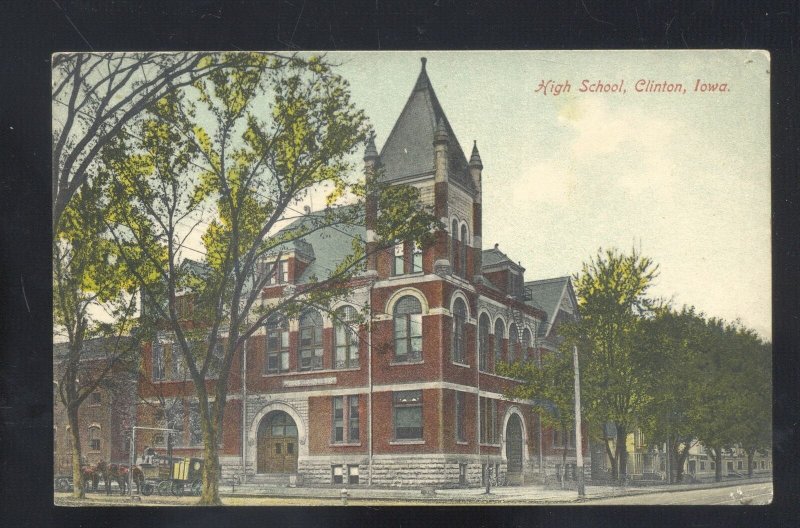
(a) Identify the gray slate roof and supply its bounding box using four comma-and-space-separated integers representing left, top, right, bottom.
481, 247, 516, 268
524, 276, 571, 336
378, 59, 473, 191
270, 206, 366, 284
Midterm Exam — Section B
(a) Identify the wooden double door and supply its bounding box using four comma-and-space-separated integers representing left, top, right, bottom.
257, 411, 298, 474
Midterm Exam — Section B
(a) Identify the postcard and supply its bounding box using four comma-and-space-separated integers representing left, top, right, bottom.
53, 50, 771, 506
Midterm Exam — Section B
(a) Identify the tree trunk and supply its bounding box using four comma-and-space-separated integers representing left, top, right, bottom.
68, 405, 85, 499
604, 438, 618, 480
746, 448, 755, 478
712, 448, 722, 482
615, 423, 627, 482
672, 443, 688, 483
198, 405, 222, 505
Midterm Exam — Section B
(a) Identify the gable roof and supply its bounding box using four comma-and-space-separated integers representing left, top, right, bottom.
524, 276, 573, 336
378, 58, 473, 191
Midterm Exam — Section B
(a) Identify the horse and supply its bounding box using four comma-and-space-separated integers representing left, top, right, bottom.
96, 461, 129, 495
80, 463, 100, 492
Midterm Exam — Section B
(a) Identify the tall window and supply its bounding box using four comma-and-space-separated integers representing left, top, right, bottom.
451, 219, 460, 275
522, 328, 532, 362
299, 310, 324, 371
508, 323, 519, 363
265, 315, 289, 373
152, 341, 165, 381
334, 305, 359, 369
478, 314, 490, 371
494, 319, 505, 365
392, 243, 405, 276
455, 391, 466, 442
164, 399, 185, 444
90, 391, 101, 405
411, 241, 423, 273
332, 395, 360, 443
460, 224, 468, 277
169, 342, 186, 380
393, 390, 423, 440
452, 298, 467, 364
393, 296, 423, 363
479, 397, 498, 444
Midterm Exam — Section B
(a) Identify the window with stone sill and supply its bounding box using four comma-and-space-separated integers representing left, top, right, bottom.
88, 426, 101, 451
478, 313, 490, 371
494, 319, 505, 366
299, 309, 324, 371
393, 390, 423, 440
334, 305, 360, 370
265, 314, 290, 374
393, 296, 422, 363
332, 395, 359, 444
392, 242, 405, 276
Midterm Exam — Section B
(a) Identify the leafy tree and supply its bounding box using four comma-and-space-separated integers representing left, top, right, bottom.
102, 53, 437, 504
53, 171, 150, 498
52, 51, 285, 231
733, 336, 771, 478
501, 348, 577, 486
567, 247, 659, 481
638, 306, 708, 483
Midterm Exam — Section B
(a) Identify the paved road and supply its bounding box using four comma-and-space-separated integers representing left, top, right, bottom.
586, 482, 773, 505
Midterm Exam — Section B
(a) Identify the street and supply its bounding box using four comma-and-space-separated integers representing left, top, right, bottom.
54, 481, 773, 507
585, 482, 773, 506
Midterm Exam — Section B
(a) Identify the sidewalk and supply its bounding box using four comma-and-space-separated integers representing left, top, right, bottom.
218, 477, 772, 504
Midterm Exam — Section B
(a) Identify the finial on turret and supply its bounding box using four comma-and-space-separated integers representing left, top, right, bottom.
364, 132, 379, 161
421, 57, 427, 70
434, 117, 449, 144
469, 140, 483, 169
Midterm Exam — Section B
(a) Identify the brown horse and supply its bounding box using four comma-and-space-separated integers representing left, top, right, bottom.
80, 463, 100, 491
96, 461, 129, 495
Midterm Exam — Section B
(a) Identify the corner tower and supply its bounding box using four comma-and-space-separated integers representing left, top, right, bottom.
378, 58, 480, 280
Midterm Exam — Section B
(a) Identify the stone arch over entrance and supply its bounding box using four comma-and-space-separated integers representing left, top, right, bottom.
501, 406, 528, 482
248, 402, 306, 474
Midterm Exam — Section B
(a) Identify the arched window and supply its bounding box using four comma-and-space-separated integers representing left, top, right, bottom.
265, 314, 289, 373
452, 298, 467, 364
522, 328, 532, 362
299, 309, 324, 371
508, 323, 519, 363
334, 305, 360, 369
394, 296, 423, 363
460, 224, 468, 277
451, 219, 460, 274
478, 313, 491, 371
494, 319, 505, 365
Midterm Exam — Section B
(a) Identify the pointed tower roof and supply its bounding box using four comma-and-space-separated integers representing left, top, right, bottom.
379, 58, 473, 191
364, 132, 379, 161
469, 140, 483, 169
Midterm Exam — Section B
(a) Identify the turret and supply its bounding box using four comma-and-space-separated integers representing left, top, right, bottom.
364, 134, 380, 275
469, 141, 483, 280
433, 116, 451, 275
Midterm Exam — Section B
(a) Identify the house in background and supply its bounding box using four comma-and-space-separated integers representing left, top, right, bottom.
53, 338, 137, 476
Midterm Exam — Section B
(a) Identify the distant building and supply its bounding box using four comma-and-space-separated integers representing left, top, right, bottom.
53, 338, 137, 475
135, 58, 590, 487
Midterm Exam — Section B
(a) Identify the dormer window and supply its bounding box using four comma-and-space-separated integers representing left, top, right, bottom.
268, 260, 289, 285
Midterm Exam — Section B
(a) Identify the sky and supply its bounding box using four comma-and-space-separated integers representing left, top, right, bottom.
54, 50, 771, 342
325, 51, 771, 340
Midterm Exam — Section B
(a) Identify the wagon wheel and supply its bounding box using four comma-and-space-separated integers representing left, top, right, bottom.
157, 480, 171, 496
170, 480, 184, 497
191, 479, 202, 496
141, 482, 154, 496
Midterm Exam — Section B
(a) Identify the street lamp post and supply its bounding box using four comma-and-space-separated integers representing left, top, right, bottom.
573, 345, 585, 498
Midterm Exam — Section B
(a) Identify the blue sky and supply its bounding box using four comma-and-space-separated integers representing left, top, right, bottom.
329, 51, 771, 339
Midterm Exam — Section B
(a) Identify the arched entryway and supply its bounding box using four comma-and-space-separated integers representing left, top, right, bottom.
506, 414, 524, 479
257, 411, 298, 474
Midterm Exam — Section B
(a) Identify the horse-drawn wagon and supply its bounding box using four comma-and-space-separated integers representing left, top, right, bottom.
139, 454, 204, 496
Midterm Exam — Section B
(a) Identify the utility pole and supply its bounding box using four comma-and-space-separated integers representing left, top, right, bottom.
573, 345, 585, 498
